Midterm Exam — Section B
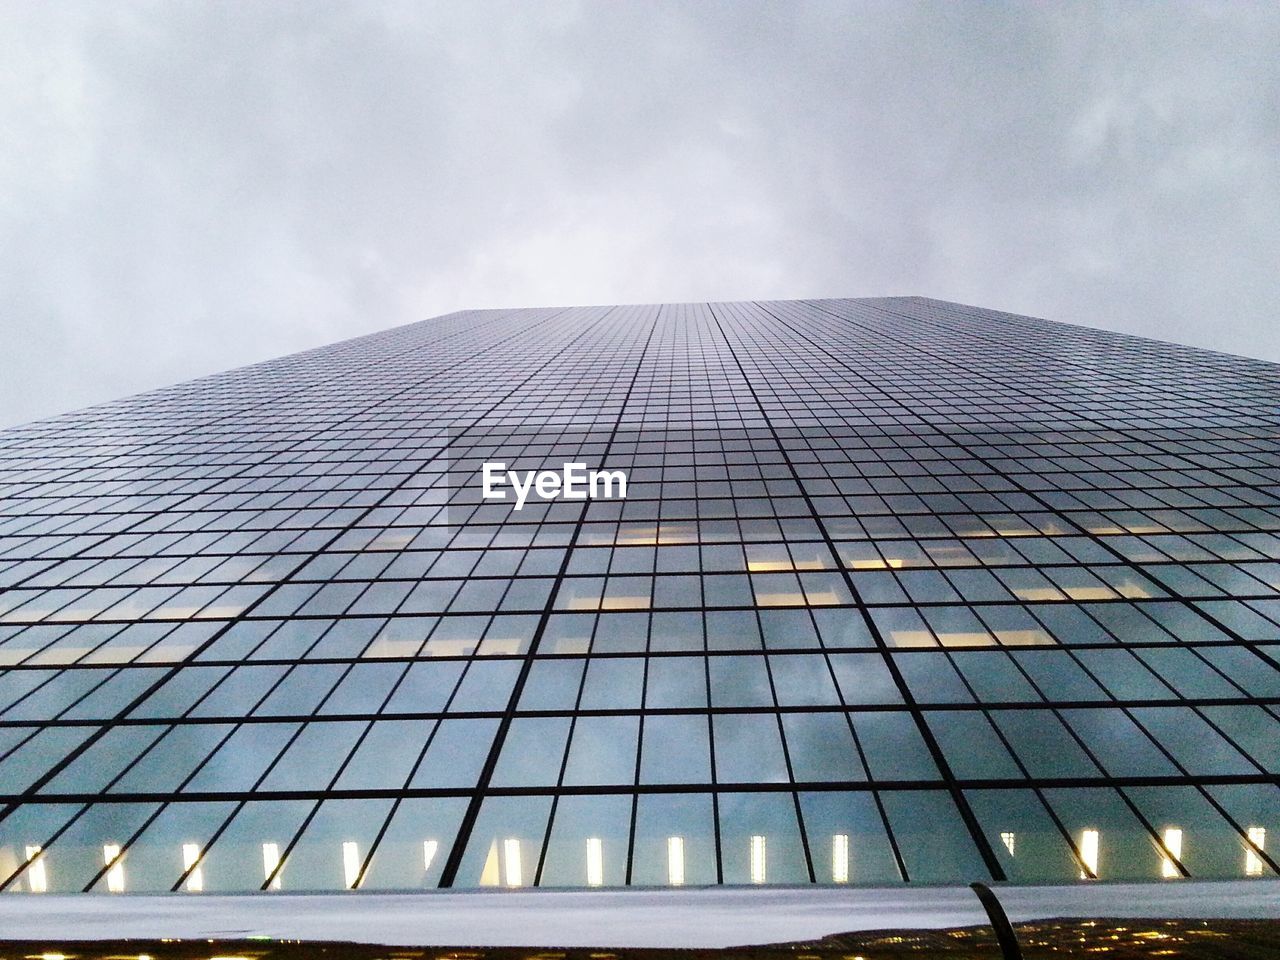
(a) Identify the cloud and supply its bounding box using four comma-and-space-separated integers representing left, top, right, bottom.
0, 1, 1277, 427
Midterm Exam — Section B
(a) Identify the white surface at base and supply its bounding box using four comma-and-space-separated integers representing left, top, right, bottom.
0, 882, 1277, 948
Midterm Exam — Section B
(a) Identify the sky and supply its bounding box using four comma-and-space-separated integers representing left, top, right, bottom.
1, 1, 1277, 429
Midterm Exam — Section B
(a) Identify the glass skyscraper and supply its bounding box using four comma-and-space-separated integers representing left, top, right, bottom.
0, 297, 1276, 894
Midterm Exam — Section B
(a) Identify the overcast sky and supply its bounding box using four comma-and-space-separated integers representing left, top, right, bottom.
1, 1, 1277, 428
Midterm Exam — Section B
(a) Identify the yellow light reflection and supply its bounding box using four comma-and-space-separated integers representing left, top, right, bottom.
1116, 584, 1153, 600
802, 586, 843, 606
657, 524, 697, 545
996, 629, 1055, 647
1085, 521, 1126, 535
1011, 586, 1064, 602
1121, 522, 1165, 535
752, 575, 807, 606
936, 631, 997, 647
616, 525, 659, 546
790, 552, 829, 571
746, 560, 792, 572
363, 633, 423, 658
1061, 586, 1115, 601
848, 558, 888, 570
889, 630, 937, 648
600, 594, 651, 610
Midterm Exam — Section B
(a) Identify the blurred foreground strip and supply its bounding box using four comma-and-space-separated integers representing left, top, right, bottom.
5, 917, 1280, 960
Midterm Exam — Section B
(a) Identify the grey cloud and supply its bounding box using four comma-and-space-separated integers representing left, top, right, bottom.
1, 1, 1277, 427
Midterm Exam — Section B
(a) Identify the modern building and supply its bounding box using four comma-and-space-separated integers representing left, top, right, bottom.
0, 297, 1277, 897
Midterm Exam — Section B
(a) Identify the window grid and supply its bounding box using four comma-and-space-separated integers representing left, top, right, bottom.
0, 298, 1277, 893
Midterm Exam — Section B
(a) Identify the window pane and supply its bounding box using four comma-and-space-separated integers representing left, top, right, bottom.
454, 794, 553, 888
540, 794, 632, 887
880, 790, 987, 883
639, 715, 711, 784
631, 792, 716, 886
717, 792, 808, 884
361, 797, 469, 889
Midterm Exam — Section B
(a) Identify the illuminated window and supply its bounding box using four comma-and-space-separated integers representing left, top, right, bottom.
750, 835, 767, 884
667, 836, 685, 886
1161, 828, 1183, 879
503, 838, 523, 887
1000, 831, 1016, 856
586, 837, 604, 887
832, 834, 850, 883
1245, 827, 1266, 877
103, 844, 125, 893
182, 843, 203, 893
342, 841, 361, 889
1079, 829, 1099, 879
262, 842, 282, 890
24, 845, 47, 894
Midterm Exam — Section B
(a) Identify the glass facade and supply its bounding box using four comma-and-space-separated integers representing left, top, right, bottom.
0, 296, 1277, 893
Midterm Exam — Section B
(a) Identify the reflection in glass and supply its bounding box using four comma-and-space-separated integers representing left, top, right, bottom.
1046, 787, 1167, 881
37, 803, 158, 893
717, 793, 807, 885
540, 794, 630, 887
967, 789, 1079, 883
114, 800, 236, 892
360, 797, 467, 890
0, 802, 82, 892
632, 793, 714, 886
880, 791, 986, 883
285, 798, 393, 891
197, 800, 313, 892
799, 792, 900, 884
455, 795, 551, 889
